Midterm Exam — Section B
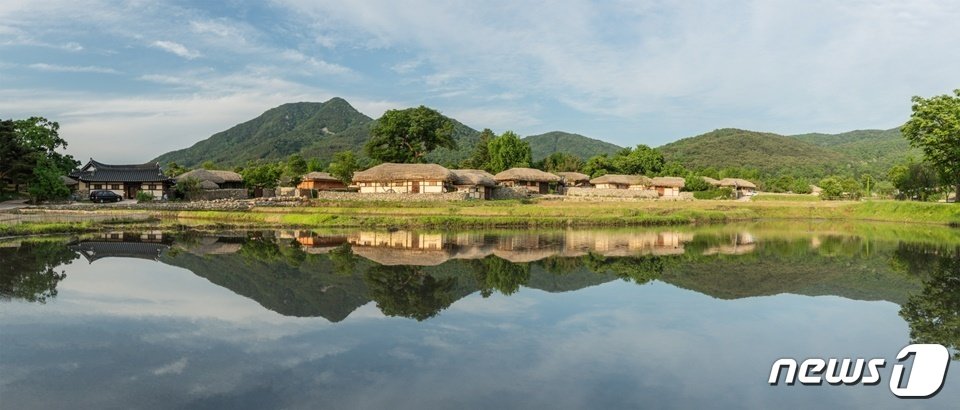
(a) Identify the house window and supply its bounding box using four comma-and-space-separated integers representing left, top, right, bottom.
93, 184, 103, 190
148, 184, 157, 190
111, 184, 120, 190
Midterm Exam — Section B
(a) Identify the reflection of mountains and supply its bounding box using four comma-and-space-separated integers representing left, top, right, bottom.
60, 230, 926, 322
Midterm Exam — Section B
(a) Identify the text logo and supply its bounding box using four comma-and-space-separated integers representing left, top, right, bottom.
769, 344, 950, 398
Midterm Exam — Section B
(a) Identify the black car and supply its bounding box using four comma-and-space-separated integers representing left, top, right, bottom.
89, 190, 123, 203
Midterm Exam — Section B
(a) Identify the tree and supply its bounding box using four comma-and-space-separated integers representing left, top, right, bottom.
365, 105, 455, 163
240, 163, 282, 189
364, 265, 457, 321
582, 154, 613, 177
790, 179, 812, 194
539, 152, 583, 173
173, 177, 202, 200
27, 159, 70, 203
328, 151, 360, 184
284, 154, 308, 186
819, 175, 861, 200
164, 162, 188, 177
610, 145, 664, 175
306, 158, 324, 172
487, 131, 532, 173
683, 175, 711, 192
1, 117, 78, 195
890, 161, 941, 201
201, 160, 216, 170
461, 128, 495, 170
902, 89, 960, 203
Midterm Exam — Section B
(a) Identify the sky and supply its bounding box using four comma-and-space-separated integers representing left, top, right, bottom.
1, 0, 959, 164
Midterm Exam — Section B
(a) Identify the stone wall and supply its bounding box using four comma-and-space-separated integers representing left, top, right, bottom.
564, 187, 659, 199
491, 186, 531, 200
188, 189, 249, 201
312, 191, 471, 202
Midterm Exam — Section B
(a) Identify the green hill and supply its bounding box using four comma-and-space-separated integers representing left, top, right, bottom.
523, 131, 622, 161
789, 128, 919, 176
657, 128, 852, 177
154, 98, 374, 168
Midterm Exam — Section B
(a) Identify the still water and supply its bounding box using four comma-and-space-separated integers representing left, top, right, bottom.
1, 222, 958, 409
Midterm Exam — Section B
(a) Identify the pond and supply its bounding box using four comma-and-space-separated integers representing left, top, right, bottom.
1, 222, 958, 409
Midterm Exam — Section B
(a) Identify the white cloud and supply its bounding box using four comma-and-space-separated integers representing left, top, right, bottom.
28, 63, 119, 74
152, 358, 188, 376
152, 40, 201, 59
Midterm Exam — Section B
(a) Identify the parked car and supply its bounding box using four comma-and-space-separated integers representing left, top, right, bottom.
89, 190, 123, 203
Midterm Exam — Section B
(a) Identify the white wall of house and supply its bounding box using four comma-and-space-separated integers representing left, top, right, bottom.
357, 180, 446, 194
79, 181, 166, 199
658, 187, 681, 197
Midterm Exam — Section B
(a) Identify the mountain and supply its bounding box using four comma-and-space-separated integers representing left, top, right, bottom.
657, 128, 851, 177
789, 128, 918, 176
523, 131, 622, 161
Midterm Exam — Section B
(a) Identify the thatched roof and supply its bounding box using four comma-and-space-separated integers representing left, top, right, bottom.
556, 172, 590, 183
494, 167, 561, 183
352, 163, 455, 183
199, 180, 220, 190
451, 169, 497, 187
60, 175, 78, 186
301, 171, 340, 182
718, 178, 757, 189
650, 176, 685, 188
590, 174, 651, 186
702, 177, 721, 186
177, 169, 242, 184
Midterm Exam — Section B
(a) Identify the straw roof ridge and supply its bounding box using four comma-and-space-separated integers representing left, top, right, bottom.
719, 178, 757, 188
177, 169, 225, 184
451, 169, 497, 187
590, 174, 651, 185
555, 172, 590, 183
650, 176, 686, 188
302, 171, 340, 182
494, 167, 561, 182
702, 176, 721, 186
353, 163, 455, 183
206, 170, 243, 182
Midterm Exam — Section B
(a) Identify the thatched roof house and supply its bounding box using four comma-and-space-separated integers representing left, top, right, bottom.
298, 171, 347, 191
719, 178, 758, 197
177, 169, 244, 189
702, 176, 721, 187
451, 169, 497, 199
494, 167, 561, 194
650, 176, 685, 197
556, 172, 591, 187
353, 163, 455, 194
590, 174, 652, 190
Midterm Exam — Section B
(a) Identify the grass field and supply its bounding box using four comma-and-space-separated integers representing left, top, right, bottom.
3, 199, 959, 237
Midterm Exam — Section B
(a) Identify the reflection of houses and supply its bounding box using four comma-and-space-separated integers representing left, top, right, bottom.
69, 231, 172, 263
70, 159, 172, 199
703, 232, 757, 255
298, 172, 347, 191
556, 172, 591, 188
348, 231, 452, 266
493, 233, 563, 262
589, 174, 651, 190
174, 236, 243, 256
650, 177, 685, 198
353, 163, 454, 194
286, 230, 349, 254
451, 169, 497, 200
563, 231, 694, 257
494, 168, 561, 194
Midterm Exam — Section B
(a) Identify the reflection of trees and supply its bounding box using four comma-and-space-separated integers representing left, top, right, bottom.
890, 242, 942, 276
583, 252, 664, 285
364, 265, 457, 321
238, 234, 306, 267
0, 241, 78, 303
537, 256, 584, 275
328, 243, 358, 276
900, 247, 960, 359
474, 257, 530, 297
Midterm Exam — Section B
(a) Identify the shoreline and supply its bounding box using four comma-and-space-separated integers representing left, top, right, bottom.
2, 198, 958, 238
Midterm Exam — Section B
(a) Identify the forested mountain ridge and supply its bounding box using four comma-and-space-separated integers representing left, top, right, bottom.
524, 131, 622, 161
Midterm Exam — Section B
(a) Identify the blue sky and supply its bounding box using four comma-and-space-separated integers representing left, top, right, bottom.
1, 0, 958, 163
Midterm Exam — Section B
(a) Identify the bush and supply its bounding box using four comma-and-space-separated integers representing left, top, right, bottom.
693, 188, 734, 200
136, 191, 155, 202
683, 175, 711, 192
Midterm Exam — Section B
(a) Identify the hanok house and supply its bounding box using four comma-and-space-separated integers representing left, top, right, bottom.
649, 176, 686, 197
494, 167, 561, 194
176, 169, 244, 189
298, 172, 347, 191
451, 169, 497, 200
589, 174, 652, 190
70, 159, 172, 200
555, 172, 592, 188
352, 163, 454, 194
718, 178, 758, 198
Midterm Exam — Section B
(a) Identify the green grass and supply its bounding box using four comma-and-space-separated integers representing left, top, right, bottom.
751, 193, 821, 202
0, 221, 96, 236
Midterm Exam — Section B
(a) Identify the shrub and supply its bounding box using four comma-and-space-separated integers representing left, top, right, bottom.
693, 188, 734, 200
136, 191, 155, 202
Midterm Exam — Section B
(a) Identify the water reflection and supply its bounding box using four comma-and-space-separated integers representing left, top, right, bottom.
2, 224, 960, 408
